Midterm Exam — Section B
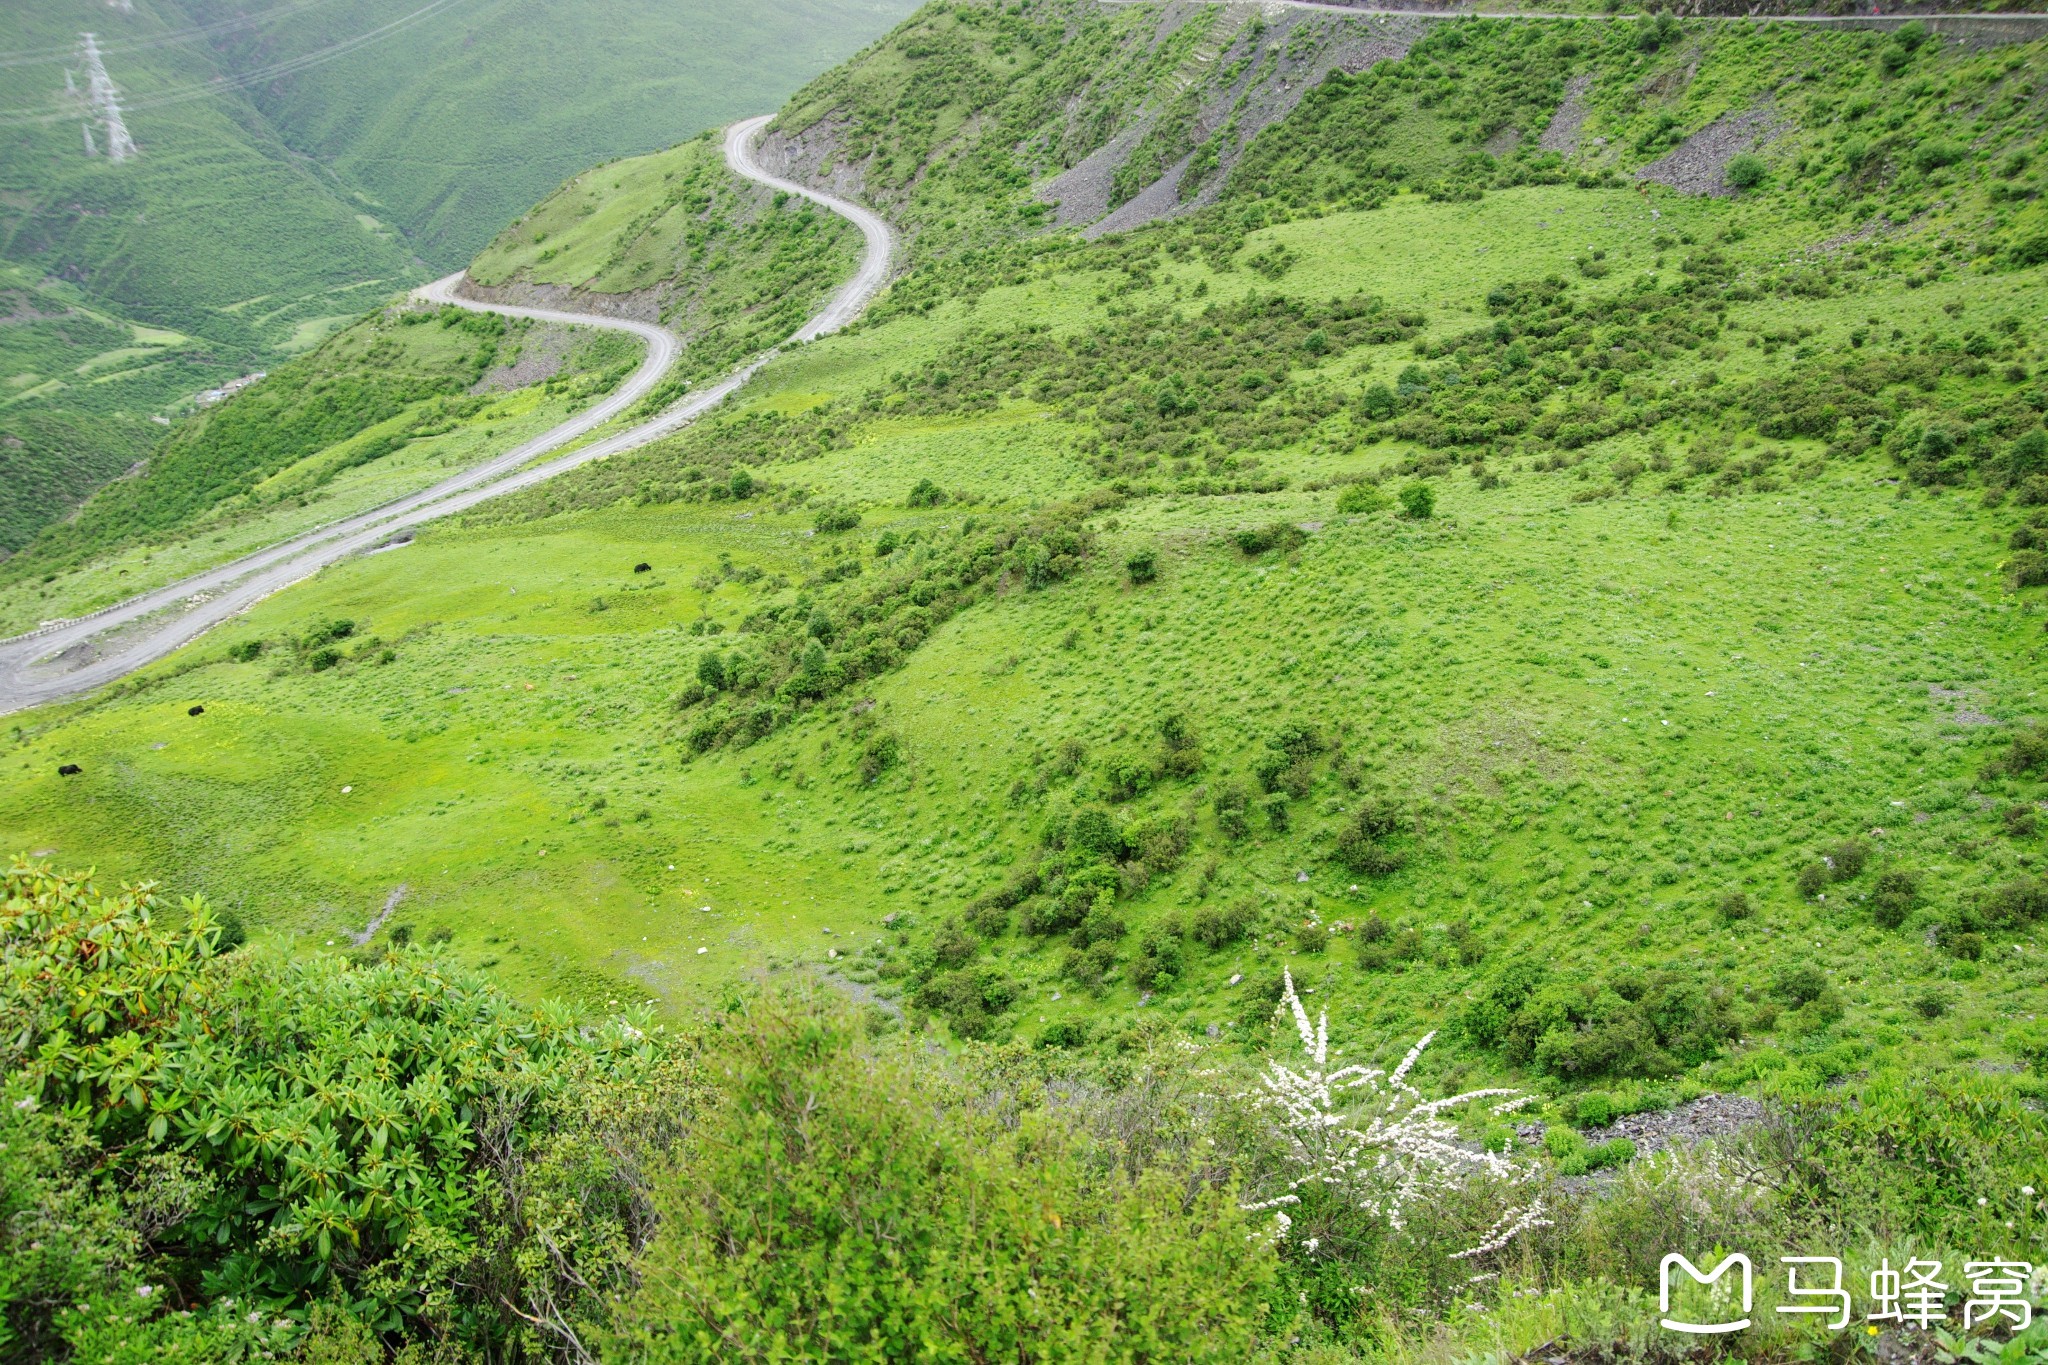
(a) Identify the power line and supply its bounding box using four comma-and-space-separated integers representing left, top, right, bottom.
0, 0, 346, 70
0, 0, 479, 127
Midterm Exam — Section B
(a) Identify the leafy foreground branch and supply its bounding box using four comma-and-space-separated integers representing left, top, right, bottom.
4, 857, 2044, 1363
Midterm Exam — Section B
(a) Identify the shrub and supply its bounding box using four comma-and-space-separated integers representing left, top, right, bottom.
1774, 964, 1829, 1008
1796, 861, 1829, 900
1, 859, 696, 1351
1467, 961, 1734, 1080
1333, 800, 1405, 877
1980, 875, 2048, 929
1872, 868, 1919, 927
1261, 792, 1290, 832
1718, 890, 1753, 922
1999, 726, 2048, 775
616, 996, 1274, 1361
1725, 154, 1768, 191
1213, 781, 1252, 841
1233, 521, 1307, 556
1950, 930, 1986, 961
1128, 922, 1186, 991
1125, 548, 1157, 584
1398, 481, 1435, 519
1292, 920, 1330, 954
1336, 482, 1390, 515
858, 732, 901, 783
814, 503, 863, 533
1158, 711, 1203, 778
1828, 839, 1869, 881
2006, 428, 2048, 480
1192, 899, 1257, 949
1039, 1018, 1092, 1049
1913, 139, 1965, 175
2008, 550, 2048, 590
906, 477, 945, 507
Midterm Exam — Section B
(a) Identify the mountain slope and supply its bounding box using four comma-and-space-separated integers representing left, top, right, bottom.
199, 0, 924, 272
0, 0, 917, 559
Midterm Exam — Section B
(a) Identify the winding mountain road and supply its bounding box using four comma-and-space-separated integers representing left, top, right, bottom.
0, 114, 894, 716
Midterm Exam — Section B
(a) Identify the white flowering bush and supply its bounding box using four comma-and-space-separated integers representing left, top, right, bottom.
1245, 969, 1550, 1260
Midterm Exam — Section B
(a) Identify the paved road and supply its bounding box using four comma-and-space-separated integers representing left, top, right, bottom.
1103, 0, 2048, 23
0, 114, 894, 715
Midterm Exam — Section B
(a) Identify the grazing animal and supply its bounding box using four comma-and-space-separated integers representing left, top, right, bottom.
58, 764, 81, 776
188, 705, 206, 716
633, 562, 652, 573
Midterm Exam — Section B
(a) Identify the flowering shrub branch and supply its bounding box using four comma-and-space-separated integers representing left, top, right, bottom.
1246, 969, 1550, 1261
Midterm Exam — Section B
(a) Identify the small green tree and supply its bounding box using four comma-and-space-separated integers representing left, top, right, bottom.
1725, 154, 1768, 191
1398, 481, 1435, 519
1336, 482, 1389, 515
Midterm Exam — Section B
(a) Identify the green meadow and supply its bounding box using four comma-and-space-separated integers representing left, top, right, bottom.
11, 178, 2047, 1096
11, 8, 2048, 1359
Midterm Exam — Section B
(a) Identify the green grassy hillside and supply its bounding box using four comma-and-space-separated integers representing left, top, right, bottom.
468, 130, 864, 395
10, 61, 2047, 1094
7, 5, 2048, 1359
0, 306, 639, 617
200, 0, 922, 271
0, 0, 916, 559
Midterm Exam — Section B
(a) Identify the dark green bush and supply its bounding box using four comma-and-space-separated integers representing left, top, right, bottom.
1872, 867, 1920, 927
1463, 961, 1734, 1079
2008, 550, 2048, 590
1128, 920, 1186, 991
1126, 548, 1157, 584
1336, 482, 1390, 514
1725, 154, 1768, 191
1796, 861, 1829, 899
1192, 899, 1257, 949
1980, 875, 2048, 929
1213, 781, 1252, 841
1333, 799, 1406, 877
1398, 481, 1435, 518
814, 503, 863, 533
1234, 521, 1307, 556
